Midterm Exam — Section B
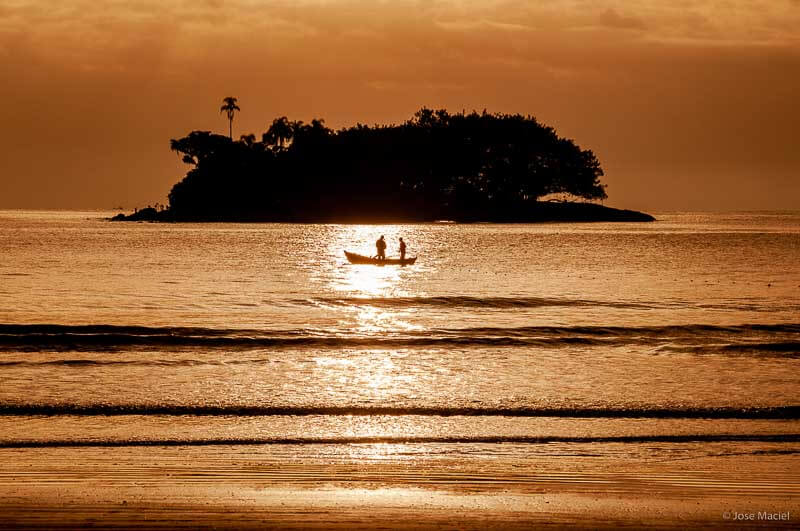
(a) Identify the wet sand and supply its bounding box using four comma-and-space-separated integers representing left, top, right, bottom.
1, 445, 798, 529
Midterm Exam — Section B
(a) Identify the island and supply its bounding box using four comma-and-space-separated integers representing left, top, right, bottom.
113, 108, 654, 223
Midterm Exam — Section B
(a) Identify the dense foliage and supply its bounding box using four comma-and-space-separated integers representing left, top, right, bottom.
165, 108, 607, 221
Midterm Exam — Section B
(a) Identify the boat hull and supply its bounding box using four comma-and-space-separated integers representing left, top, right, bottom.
344, 251, 417, 265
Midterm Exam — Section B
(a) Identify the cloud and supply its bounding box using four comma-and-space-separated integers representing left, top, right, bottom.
1, 0, 799, 209
597, 8, 647, 30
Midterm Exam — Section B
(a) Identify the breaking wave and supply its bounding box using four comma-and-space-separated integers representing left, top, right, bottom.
0, 323, 798, 353
1, 403, 798, 419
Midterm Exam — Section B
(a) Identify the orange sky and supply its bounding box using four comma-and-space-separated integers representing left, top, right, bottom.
1, 0, 798, 211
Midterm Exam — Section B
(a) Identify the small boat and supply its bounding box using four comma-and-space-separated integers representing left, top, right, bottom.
344, 251, 417, 266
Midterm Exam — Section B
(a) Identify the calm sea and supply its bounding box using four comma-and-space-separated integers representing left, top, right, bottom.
1, 210, 799, 457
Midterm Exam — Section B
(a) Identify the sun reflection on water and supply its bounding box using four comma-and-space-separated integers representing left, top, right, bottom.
313, 350, 417, 402
337, 254, 405, 297
313, 226, 427, 442
342, 443, 417, 462
328, 225, 418, 297
325, 225, 426, 334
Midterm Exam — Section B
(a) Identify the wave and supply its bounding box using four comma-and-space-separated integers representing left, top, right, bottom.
299, 296, 800, 313
661, 342, 800, 356
0, 323, 798, 352
2, 434, 800, 449
3, 341, 798, 367
299, 295, 653, 310
0, 359, 271, 367
720, 342, 800, 353
1, 404, 798, 419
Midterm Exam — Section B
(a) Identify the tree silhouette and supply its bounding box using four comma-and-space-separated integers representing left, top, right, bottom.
154, 108, 647, 223
263, 116, 293, 150
220, 97, 240, 140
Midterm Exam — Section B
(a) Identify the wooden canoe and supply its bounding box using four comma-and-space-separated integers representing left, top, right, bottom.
344, 251, 417, 265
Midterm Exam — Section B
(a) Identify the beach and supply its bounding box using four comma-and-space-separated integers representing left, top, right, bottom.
0, 210, 798, 528
2, 441, 798, 529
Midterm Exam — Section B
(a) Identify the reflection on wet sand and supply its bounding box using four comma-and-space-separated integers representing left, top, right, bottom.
2, 444, 798, 528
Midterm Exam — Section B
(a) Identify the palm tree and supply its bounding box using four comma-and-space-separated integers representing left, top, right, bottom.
263, 116, 292, 150
220, 97, 240, 139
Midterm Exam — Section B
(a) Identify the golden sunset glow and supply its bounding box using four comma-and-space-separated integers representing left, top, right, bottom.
336, 263, 403, 298
2, 1, 799, 210
1, 3, 800, 529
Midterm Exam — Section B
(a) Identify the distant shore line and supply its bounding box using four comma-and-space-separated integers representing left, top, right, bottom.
110, 201, 655, 223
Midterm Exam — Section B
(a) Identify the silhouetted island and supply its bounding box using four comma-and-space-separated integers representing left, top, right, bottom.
113, 108, 654, 223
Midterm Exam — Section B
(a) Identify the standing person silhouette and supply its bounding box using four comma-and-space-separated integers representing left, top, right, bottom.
375, 235, 386, 260
399, 237, 406, 260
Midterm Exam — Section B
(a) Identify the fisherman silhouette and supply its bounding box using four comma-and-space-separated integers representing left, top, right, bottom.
375, 235, 386, 260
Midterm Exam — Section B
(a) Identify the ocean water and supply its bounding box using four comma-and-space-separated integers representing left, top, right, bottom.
0, 210, 799, 458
